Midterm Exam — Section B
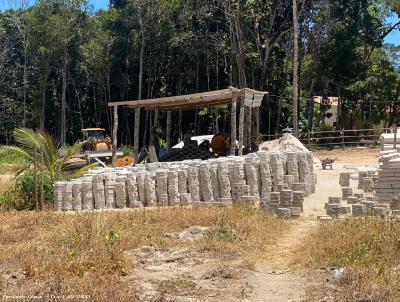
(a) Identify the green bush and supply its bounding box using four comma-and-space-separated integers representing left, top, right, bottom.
0, 170, 54, 210
120, 145, 134, 157
0, 148, 25, 164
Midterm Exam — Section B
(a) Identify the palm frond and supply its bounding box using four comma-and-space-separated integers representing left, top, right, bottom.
0, 145, 33, 161
72, 162, 98, 179
55, 140, 88, 180
13, 128, 42, 153
38, 131, 58, 178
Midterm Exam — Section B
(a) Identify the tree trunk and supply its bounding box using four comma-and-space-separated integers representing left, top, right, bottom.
22, 41, 27, 128
292, 0, 299, 136
40, 145, 44, 210
166, 111, 171, 149
390, 78, 400, 126
134, 15, 145, 162
33, 145, 38, 210
60, 47, 67, 145
40, 77, 46, 130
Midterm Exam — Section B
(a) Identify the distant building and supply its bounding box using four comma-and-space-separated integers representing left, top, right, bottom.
314, 96, 339, 128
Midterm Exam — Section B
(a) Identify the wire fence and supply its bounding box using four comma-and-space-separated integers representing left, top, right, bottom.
261, 128, 392, 149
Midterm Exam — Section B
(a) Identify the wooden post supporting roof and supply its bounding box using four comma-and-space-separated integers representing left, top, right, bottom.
112, 106, 118, 167
238, 96, 244, 156
230, 96, 237, 155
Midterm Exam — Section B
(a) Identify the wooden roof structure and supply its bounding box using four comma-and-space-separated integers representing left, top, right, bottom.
108, 87, 268, 166
108, 87, 267, 111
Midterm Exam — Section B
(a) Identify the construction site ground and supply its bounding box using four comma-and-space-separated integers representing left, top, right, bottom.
0, 148, 380, 301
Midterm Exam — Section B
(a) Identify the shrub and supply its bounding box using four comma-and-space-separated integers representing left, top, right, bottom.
120, 145, 134, 157
0, 170, 54, 210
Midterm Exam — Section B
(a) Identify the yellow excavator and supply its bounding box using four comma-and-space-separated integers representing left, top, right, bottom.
80, 128, 122, 164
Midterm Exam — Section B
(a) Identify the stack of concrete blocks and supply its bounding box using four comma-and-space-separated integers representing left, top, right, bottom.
391, 195, 400, 210
217, 161, 231, 202
209, 164, 220, 202
352, 204, 367, 217
230, 158, 246, 201
293, 191, 304, 211
269, 192, 280, 209
283, 175, 294, 190
62, 182, 73, 211
347, 196, 359, 204
376, 151, 400, 200
199, 164, 214, 202
93, 175, 105, 209
324, 196, 351, 218
145, 173, 157, 207
155, 170, 169, 206
54, 150, 317, 212
243, 156, 260, 204
363, 177, 374, 193
54, 182, 65, 211
358, 171, 368, 190
136, 173, 147, 206
270, 153, 284, 192
286, 152, 299, 185
341, 187, 353, 200
187, 166, 200, 202
72, 181, 82, 210
167, 170, 180, 205
178, 169, 192, 205
126, 173, 142, 208
276, 207, 291, 218
339, 172, 350, 187
280, 190, 293, 207
115, 175, 127, 208
81, 179, 93, 210
258, 151, 273, 207
297, 153, 310, 196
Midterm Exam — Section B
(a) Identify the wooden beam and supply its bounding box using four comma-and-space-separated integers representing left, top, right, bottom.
255, 107, 260, 144
108, 88, 234, 107
230, 96, 237, 155
148, 98, 234, 111
247, 106, 252, 146
111, 106, 118, 167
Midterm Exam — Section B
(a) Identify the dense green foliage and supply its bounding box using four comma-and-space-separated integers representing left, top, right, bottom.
0, 0, 399, 146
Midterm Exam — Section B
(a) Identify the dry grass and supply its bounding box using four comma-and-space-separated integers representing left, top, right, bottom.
0, 207, 289, 301
0, 174, 12, 193
297, 219, 400, 301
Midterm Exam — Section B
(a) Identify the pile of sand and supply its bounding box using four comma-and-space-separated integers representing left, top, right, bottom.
259, 133, 309, 152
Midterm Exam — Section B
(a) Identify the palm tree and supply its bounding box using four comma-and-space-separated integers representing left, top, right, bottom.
0, 128, 88, 181
0, 128, 90, 209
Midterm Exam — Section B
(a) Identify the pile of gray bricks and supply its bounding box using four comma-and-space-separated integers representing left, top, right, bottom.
54, 150, 317, 218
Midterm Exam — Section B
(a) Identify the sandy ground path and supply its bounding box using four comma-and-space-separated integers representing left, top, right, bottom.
248, 155, 378, 301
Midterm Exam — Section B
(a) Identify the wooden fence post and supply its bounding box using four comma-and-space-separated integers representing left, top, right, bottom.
341, 128, 345, 149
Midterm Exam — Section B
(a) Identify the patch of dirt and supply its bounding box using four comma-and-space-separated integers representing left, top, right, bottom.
313, 148, 379, 164
124, 245, 254, 301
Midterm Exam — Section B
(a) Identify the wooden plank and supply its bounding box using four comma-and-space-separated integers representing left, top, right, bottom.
109, 88, 234, 107
150, 98, 234, 111
127, 93, 235, 110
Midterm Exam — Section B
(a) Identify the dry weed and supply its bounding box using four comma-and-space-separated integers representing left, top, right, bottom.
297, 219, 400, 301
0, 206, 289, 301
